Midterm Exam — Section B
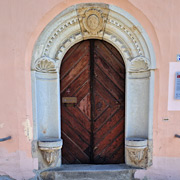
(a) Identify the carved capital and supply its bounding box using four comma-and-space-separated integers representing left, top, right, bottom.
33, 57, 58, 73
77, 5, 109, 38
129, 57, 150, 72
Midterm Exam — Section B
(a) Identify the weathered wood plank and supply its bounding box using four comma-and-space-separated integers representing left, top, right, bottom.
61, 40, 125, 164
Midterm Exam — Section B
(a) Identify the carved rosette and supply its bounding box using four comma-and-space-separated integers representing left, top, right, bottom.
33, 57, 58, 73
39, 147, 60, 165
129, 57, 150, 72
77, 6, 109, 38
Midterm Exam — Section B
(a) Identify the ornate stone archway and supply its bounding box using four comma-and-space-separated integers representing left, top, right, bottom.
31, 3, 156, 169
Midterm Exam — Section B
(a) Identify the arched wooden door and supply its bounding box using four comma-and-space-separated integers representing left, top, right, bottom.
60, 40, 125, 164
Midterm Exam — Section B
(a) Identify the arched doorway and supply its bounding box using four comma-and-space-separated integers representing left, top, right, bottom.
60, 40, 125, 164
31, 3, 156, 170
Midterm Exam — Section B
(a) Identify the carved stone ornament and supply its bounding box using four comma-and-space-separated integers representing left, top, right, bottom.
125, 138, 149, 168
77, 6, 109, 38
38, 139, 63, 168
129, 57, 150, 72
127, 147, 148, 166
34, 57, 57, 73
39, 147, 60, 165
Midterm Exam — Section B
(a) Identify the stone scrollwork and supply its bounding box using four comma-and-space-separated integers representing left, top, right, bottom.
77, 6, 109, 38
129, 56, 150, 72
34, 57, 58, 73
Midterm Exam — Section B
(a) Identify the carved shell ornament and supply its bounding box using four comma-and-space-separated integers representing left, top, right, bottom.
129, 57, 150, 72
34, 57, 57, 73
82, 9, 105, 35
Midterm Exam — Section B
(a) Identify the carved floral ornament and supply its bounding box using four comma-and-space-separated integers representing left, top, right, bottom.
34, 57, 58, 73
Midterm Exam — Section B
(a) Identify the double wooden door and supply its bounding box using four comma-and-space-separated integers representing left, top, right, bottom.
60, 40, 125, 164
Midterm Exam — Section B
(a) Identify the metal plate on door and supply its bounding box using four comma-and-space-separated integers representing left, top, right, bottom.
62, 97, 77, 104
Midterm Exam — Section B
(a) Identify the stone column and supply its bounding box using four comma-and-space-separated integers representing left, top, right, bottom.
32, 57, 62, 169
125, 56, 152, 168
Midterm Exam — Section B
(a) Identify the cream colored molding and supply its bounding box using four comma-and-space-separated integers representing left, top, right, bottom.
33, 57, 59, 73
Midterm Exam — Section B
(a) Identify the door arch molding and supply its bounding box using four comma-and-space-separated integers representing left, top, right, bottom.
31, 3, 156, 169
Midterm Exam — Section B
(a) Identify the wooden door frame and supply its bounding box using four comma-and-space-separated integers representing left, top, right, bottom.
31, 3, 156, 170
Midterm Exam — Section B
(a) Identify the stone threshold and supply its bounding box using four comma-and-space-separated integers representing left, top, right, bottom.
40, 164, 138, 180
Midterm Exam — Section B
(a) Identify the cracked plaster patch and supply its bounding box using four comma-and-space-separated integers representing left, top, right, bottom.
0, 123, 4, 129
23, 119, 33, 141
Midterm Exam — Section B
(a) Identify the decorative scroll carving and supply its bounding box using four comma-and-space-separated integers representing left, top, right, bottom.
77, 6, 109, 38
39, 147, 60, 165
129, 57, 150, 72
34, 57, 57, 73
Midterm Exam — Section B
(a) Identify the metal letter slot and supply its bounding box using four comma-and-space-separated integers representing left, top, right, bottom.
62, 97, 77, 107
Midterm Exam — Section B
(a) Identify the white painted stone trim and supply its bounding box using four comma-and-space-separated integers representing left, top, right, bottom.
31, 3, 156, 169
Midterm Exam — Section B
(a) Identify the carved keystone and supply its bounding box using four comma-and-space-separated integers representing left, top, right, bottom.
77, 4, 109, 39
125, 137, 148, 168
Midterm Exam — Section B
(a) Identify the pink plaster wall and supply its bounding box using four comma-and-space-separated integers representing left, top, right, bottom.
0, 0, 180, 179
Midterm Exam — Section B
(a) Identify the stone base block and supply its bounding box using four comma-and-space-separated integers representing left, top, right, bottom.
40, 164, 136, 180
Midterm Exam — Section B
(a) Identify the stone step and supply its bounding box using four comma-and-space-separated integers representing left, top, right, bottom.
40, 164, 137, 180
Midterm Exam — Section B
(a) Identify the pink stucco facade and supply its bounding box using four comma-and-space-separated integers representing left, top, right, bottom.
0, 0, 180, 179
